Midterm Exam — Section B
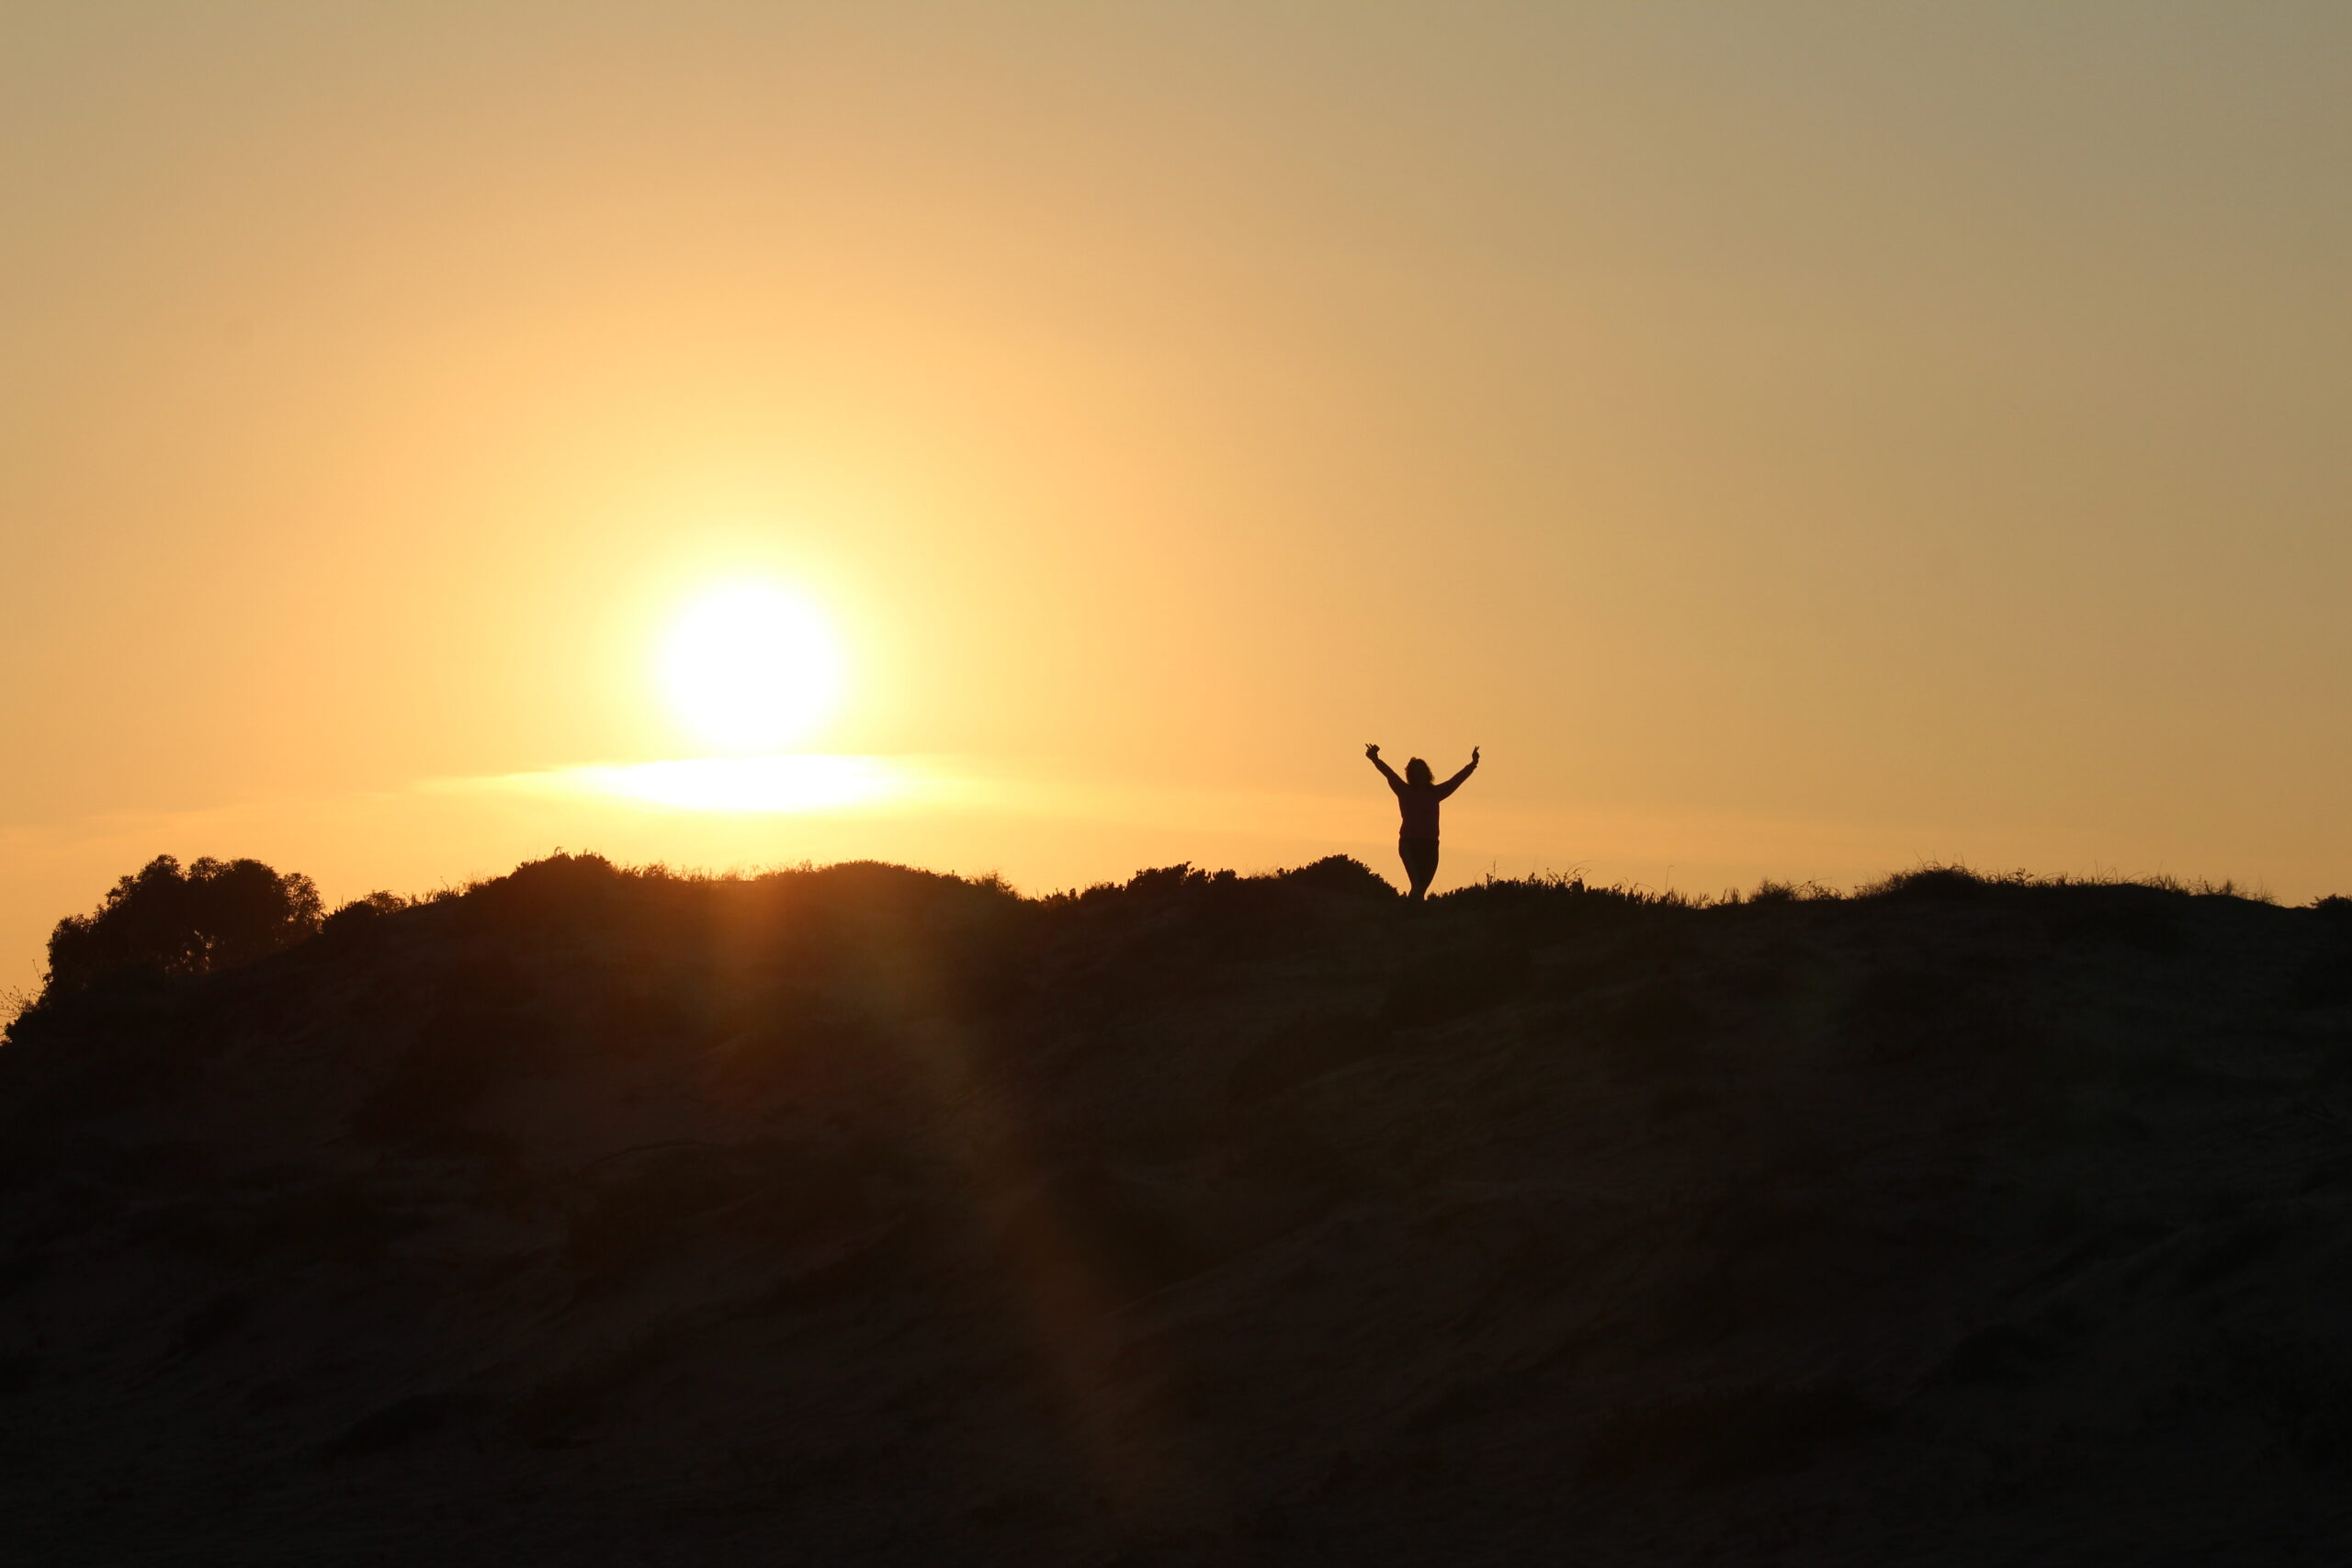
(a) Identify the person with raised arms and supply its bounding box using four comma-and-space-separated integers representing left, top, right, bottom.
1365, 743, 1479, 901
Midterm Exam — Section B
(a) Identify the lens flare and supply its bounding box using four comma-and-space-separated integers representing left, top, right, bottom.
661, 581, 842, 752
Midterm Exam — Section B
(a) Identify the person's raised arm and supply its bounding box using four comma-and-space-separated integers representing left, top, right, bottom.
1436, 746, 1481, 798
1365, 742, 1405, 793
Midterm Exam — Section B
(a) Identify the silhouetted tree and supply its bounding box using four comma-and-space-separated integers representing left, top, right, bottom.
41, 854, 323, 1002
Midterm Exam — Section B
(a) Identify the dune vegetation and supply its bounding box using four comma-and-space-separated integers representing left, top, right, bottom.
4, 852, 2351, 1563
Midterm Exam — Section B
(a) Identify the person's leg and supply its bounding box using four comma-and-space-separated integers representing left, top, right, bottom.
1400, 836, 1440, 900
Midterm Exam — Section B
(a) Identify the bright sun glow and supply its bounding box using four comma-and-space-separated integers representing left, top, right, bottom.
571, 754, 899, 812
469, 753, 922, 814
661, 581, 843, 752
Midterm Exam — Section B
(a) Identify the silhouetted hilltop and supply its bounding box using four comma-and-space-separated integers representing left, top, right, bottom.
5, 853, 2352, 1564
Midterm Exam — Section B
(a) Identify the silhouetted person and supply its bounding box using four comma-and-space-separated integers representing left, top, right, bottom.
1366, 743, 1478, 901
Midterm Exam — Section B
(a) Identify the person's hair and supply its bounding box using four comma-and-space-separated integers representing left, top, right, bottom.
1405, 757, 1433, 785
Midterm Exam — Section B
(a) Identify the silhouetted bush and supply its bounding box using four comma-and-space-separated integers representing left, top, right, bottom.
457, 852, 629, 939
1860, 864, 1998, 902
1275, 855, 1395, 899
321, 890, 409, 937
1124, 862, 1216, 898
1746, 877, 1839, 904
39, 855, 322, 1004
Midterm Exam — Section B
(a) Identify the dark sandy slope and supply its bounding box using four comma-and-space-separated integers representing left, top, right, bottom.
4, 854, 2352, 1566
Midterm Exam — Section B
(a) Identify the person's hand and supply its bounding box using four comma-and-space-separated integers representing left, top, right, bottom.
1471, 746, 1481, 764
1365, 743, 1381, 760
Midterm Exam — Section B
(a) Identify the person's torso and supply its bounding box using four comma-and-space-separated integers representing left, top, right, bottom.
1397, 783, 1441, 839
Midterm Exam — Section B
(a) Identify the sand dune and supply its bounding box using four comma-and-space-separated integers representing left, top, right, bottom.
3, 853, 2350, 1564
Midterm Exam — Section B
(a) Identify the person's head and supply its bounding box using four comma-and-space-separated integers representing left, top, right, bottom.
1405, 757, 1433, 785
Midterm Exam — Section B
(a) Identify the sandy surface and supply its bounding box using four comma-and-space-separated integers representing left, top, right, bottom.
2, 855, 2350, 1564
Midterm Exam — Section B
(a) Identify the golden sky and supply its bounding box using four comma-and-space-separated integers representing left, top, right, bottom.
6, 4, 2352, 990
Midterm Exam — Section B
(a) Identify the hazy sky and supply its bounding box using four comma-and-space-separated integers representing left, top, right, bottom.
6, 3, 2351, 990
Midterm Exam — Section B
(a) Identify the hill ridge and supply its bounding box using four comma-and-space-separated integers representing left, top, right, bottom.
4, 852, 2351, 1564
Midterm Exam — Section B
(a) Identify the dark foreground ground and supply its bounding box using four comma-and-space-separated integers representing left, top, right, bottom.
5, 853, 2352, 1566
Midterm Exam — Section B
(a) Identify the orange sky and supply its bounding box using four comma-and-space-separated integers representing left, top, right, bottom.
7, 4, 2352, 993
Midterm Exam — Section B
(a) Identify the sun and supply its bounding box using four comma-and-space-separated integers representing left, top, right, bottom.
660, 581, 843, 752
